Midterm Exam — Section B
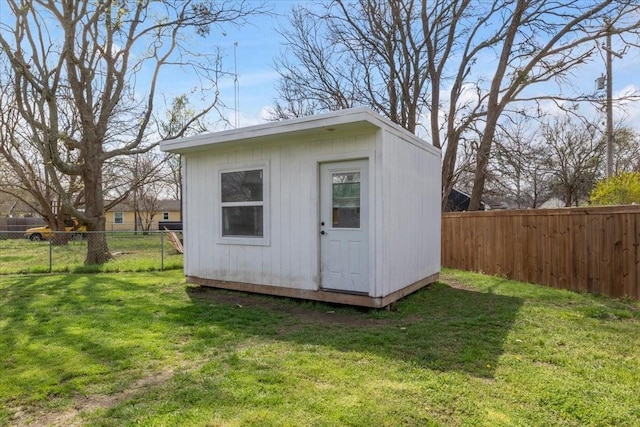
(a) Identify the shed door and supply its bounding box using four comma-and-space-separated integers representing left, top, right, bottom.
320, 160, 369, 294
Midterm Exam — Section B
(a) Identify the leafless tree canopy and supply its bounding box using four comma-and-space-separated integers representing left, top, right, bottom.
273, 0, 430, 133
273, 0, 640, 210
0, 0, 264, 262
542, 117, 606, 207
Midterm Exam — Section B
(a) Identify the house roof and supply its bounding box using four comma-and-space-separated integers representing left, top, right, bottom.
446, 189, 487, 212
0, 197, 39, 217
539, 197, 566, 209
159, 107, 439, 156
107, 199, 180, 212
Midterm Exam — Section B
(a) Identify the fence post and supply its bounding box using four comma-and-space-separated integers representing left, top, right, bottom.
160, 230, 164, 271
49, 235, 53, 273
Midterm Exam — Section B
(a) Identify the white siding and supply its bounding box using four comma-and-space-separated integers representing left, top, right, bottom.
377, 129, 441, 296
170, 108, 441, 301
183, 129, 377, 291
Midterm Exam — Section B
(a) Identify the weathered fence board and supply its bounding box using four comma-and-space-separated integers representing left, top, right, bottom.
442, 206, 640, 299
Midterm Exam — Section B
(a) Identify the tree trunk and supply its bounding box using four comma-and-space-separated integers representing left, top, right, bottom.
469, 0, 526, 210
441, 128, 460, 211
83, 156, 111, 264
51, 215, 71, 246
469, 116, 498, 210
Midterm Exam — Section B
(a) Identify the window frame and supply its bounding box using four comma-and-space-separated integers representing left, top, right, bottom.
162, 212, 170, 221
216, 161, 270, 246
113, 212, 124, 224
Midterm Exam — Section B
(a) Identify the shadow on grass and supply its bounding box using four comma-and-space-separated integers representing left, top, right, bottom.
181, 281, 524, 378
0, 272, 521, 425
0, 273, 522, 389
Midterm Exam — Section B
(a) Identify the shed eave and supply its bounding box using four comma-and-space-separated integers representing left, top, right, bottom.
159, 107, 427, 154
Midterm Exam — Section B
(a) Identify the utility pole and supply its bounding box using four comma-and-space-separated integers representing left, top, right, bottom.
600, 19, 626, 178
605, 19, 614, 178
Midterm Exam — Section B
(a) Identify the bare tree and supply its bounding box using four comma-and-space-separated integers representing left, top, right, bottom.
274, 0, 430, 133
464, 0, 640, 210
543, 116, 605, 206
159, 94, 210, 219
486, 119, 553, 208
273, 0, 640, 210
0, 0, 264, 263
419, 0, 640, 209
0, 70, 84, 235
611, 126, 640, 174
131, 154, 172, 232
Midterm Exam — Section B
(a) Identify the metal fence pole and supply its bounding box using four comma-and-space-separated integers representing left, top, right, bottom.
49, 235, 53, 273
160, 230, 164, 271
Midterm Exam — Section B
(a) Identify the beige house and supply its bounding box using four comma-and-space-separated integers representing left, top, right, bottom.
105, 199, 181, 231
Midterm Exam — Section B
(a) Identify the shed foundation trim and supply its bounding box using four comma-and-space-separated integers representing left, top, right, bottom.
185, 273, 439, 308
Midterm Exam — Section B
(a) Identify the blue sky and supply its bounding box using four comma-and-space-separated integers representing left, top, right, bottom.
2, 1, 638, 133
202, 1, 640, 134
185, 0, 310, 129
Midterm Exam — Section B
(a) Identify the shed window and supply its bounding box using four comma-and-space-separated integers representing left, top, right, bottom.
114, 212, 123, 224
221, 169, 264, 237
163, 212, 169, 220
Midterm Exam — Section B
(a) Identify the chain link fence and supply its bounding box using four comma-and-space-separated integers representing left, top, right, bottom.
0, 230, 183, 274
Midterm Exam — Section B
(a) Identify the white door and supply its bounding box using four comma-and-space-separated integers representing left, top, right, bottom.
320, 160, 369, 294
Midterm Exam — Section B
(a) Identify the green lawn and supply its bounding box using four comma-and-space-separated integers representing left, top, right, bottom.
1, 269, 638, 426
0, 233, 183, 274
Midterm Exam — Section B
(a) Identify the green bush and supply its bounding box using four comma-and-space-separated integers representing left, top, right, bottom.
590, 171, 640, 205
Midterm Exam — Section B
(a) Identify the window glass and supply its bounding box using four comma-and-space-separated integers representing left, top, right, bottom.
114, 212, 123, 224
332, 172, 360, 228
220, 169, 264, 238
222, 206, 264, 236
163, 212, 169, 220
221, 170, 263, 202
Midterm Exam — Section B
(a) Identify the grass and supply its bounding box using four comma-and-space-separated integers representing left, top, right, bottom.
0, 233, 183, 274
0, 269, 638, 426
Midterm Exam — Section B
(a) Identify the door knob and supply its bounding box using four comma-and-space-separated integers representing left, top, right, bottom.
320, 230, 326, 235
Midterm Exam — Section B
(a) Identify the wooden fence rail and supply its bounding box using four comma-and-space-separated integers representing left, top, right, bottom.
442, 205, 640, 299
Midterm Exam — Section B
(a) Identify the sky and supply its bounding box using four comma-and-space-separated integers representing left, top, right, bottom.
179, 0, 309, 129
195, 0, 640, 135
1, 0, 639, 135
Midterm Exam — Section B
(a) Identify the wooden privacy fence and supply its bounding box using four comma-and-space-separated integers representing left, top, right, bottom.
442, 205, 640, 299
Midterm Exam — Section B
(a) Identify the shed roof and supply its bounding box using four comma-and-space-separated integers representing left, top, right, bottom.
160, 107, 438, 156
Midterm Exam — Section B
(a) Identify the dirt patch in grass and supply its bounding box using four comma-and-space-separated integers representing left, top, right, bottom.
438, 272, 481, 292
11, 369, 177, 427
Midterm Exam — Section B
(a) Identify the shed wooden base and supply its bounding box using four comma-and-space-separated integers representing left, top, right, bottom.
186, 273, 439, 308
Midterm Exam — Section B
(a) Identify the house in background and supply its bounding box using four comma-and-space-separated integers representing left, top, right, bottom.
538, 197, 566, 209
105, 199, 181, 231
160, 107, 441, 308
0, 197, 44, 235
445, 188, 487, 211
0, 197, 40, 218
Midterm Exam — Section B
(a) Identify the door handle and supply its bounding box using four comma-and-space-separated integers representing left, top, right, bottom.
320, 230, 327, 235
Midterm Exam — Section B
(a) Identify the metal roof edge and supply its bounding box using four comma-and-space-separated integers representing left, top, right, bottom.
159, 108, 437, 155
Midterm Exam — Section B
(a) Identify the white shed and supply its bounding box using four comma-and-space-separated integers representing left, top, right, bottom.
160, 108, 441, 308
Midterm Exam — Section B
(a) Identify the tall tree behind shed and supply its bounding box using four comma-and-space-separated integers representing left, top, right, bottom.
272, 0, 640, 210
273, 0, 430, 133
